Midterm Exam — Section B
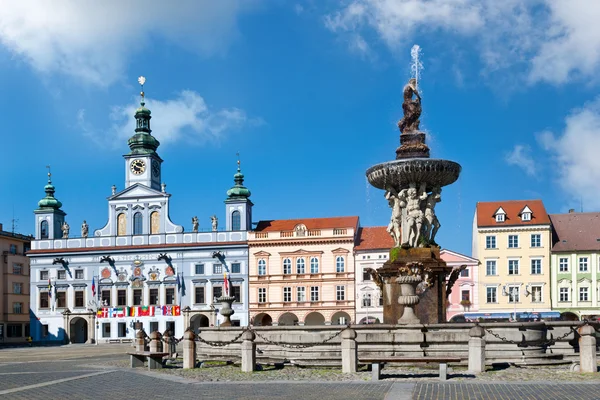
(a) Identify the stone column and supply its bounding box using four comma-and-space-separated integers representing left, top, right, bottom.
241, 330, 256, 372
86, 314, 95, 344
149, 331, 163, 353
182, 307, 191, 331
182, 329, 197, 369
341, 328, 357, 373
468, 325, 486, 373
136, 329, 146, 352
579, 325, 597, 373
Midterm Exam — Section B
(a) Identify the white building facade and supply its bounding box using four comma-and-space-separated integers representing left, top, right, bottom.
28, 91, 253, 343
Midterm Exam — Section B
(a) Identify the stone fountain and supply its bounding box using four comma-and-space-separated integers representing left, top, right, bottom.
366, 68, 462, 324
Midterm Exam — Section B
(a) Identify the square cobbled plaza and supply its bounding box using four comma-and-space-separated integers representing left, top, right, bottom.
1, 345, 600, 400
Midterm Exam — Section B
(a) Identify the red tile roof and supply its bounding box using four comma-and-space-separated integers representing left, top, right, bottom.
550, 212, 600, 252
355, 226, 394, 251
476, 200, 550, 228
254, 216, 359, 232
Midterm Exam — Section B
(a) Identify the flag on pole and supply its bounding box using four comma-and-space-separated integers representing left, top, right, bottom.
48, 278, 52, 298
91, 276, 96, 297
223, 271, 229, 296
176, 274, 181, 292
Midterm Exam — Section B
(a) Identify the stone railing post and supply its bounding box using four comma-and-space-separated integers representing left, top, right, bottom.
149, 331, 163, 353
579, 325, 597, 373
341, 328, 357, 373
468, 325, 486, 373
135, 329, 146, 352
241, 330, 256, 372
183, 329, 197, 369
163, 330, 174, 357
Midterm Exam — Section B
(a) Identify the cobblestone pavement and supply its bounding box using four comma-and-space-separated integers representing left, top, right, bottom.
2, 346, 600, 399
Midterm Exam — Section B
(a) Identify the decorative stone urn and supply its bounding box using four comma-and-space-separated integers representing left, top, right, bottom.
217, 295, 235, 327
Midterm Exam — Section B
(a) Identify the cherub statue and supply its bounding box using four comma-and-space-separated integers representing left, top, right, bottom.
191, 216, 199, 233
423, 187, 442, 245
385, 187, 407, 247
398, 78, 422, 133
210, 215, 218, 231
405, 183, 428, 247
61, 221, 70, 239
81, 220, 89, 238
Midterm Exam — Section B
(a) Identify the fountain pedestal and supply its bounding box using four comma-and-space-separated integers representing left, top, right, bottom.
217, 295, 236, 327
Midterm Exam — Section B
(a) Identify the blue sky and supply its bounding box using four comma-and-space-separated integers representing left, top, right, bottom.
1, 1, 600, 256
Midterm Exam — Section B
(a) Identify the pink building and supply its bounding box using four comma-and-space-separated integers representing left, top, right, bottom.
441, 249, 480, 322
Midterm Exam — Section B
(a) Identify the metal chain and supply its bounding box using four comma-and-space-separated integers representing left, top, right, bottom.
251, 328, 343, 349
195, 329, 247, 347
483, 325, 579, 348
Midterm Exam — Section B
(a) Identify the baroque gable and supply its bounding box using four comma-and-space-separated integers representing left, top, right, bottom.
109, 183, 167, 201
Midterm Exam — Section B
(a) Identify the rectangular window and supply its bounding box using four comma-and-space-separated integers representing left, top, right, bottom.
195, 287, 205, 304
102, 323, 111, 338
13, 282, 22, 294
522, 212, 531, 221
57, 292, 67, 308
508, 286, 520, 303
133, 289, 142, 306
559, 258, 569, 273
580, 287, 589, 302
213, 264, 222, 274
231, 263, 241, 274
363, 269, 372, 281
213, 286, 222, 300
461, 290, 470, 302
42, 324, 49, 337
508, 235, 519, 248
101, 290, 111, 306
559, 287, 570, 302
485, 235, 496, 249
283, 259, 292, 275
75, 291, 84, 308
75, 269, 84, 279
166, 288, 175, 305
486, 260, 497, 276
310, 286, 319, 302
487, 287, 497, 303
531, 286, 542, 302
530, 234, 541, 248
149, 288, 159, 305
57, 270, 66, 280
150, 322, 159, 333
530, 259, 542, 275
496, 214, 505, 223
297, 287, 306, 302
336, 285, 345, 301
7, 324, 22, 338
283, 287, 292, 302
40, 270, 48, 281
9, 244, 17, 254
117, 289, 126, 306
118, 322, 126, 338
508, 259, 519, 275
13, 264, 22, 275
258, 288, 266, 303
363, 293, 372, 307
232, 286, 241, 302
460, 268, 469, 278
13, 302, 22, 314
258, 260, 266, 276
40, 292, 49, 309
579, 257, 589, 272
195, 264, 205, 275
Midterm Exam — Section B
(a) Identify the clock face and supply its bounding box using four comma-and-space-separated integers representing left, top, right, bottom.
151, 160, 160, 177
130, 159, 146, 175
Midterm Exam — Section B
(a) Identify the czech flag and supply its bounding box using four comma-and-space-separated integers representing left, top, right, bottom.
91, 277, 96, 297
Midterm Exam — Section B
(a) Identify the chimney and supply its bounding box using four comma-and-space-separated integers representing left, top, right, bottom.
0, 223, 3, 231
568, 209, 575, 214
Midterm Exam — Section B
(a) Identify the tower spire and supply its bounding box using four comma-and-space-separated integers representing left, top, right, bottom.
37, 166, 63, 210
227, 153, 251, 200
127, 76, 160, 155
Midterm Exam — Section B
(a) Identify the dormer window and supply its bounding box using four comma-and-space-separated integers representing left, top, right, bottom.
522, 212, 531, 221
496, 214, 505, 222
494, 207, 506, 223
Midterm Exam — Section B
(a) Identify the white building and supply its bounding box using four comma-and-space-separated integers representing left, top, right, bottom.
28, 89, 253, 344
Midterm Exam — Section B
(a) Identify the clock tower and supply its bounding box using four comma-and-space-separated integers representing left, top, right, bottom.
124, 77, 162, 190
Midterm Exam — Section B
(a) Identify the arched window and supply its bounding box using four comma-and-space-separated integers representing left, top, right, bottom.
133, 212, 143, 235
296, 258, 305, 274
310, 257, 319, 274
40, 220, 48, 239
283, 258, 292, 275
150, 211, 160, 235
258, 259, 266, 276
336, 256, 345, 273
117, 214, 126, 236
232, 211, 241, 231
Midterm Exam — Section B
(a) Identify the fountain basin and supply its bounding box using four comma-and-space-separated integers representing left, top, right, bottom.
366, 158, 461, 191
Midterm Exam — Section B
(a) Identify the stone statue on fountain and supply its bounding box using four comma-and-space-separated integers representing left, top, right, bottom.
398, 78, 421, 133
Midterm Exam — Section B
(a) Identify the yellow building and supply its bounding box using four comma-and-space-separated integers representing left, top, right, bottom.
0, 223, 32, 343
472, 200, 552, 320
247, 217, 358, 326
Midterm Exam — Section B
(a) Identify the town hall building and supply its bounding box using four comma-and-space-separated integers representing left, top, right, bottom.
28, 83, 253, 343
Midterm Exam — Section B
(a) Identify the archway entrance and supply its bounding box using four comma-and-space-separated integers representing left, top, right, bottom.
278, 312, 299, 326
561, 312, 579, 321
359, 316, 380, 324
304, 312, 325, 326
190, 314, 210, 333
254, 313, 272, 326
69, 317, 88, 344
331, 312, 351, 325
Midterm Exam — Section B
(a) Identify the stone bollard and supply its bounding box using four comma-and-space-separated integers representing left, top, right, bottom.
241, 330, 256, 372
163, 330, 174, 358
341, 328, 357, 373
578, 325, 597, 373
149, 331, 163, 353
468, 325, 486, 373
183, 329, 197, 369
135, 329, 146, 352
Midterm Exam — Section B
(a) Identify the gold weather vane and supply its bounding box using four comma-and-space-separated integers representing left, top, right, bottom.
236, 152, 240, 169
46, 165, 51, 182
138, 76, 146, 99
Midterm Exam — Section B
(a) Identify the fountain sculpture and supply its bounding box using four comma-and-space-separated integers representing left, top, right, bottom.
366, 47, 462, 324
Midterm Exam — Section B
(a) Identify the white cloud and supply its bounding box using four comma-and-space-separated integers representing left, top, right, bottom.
538, 98, 600, 209
79, 90, 259, 147
324, 0, 600, 85
0, 0, 253, 86
505, 145, 537, 177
